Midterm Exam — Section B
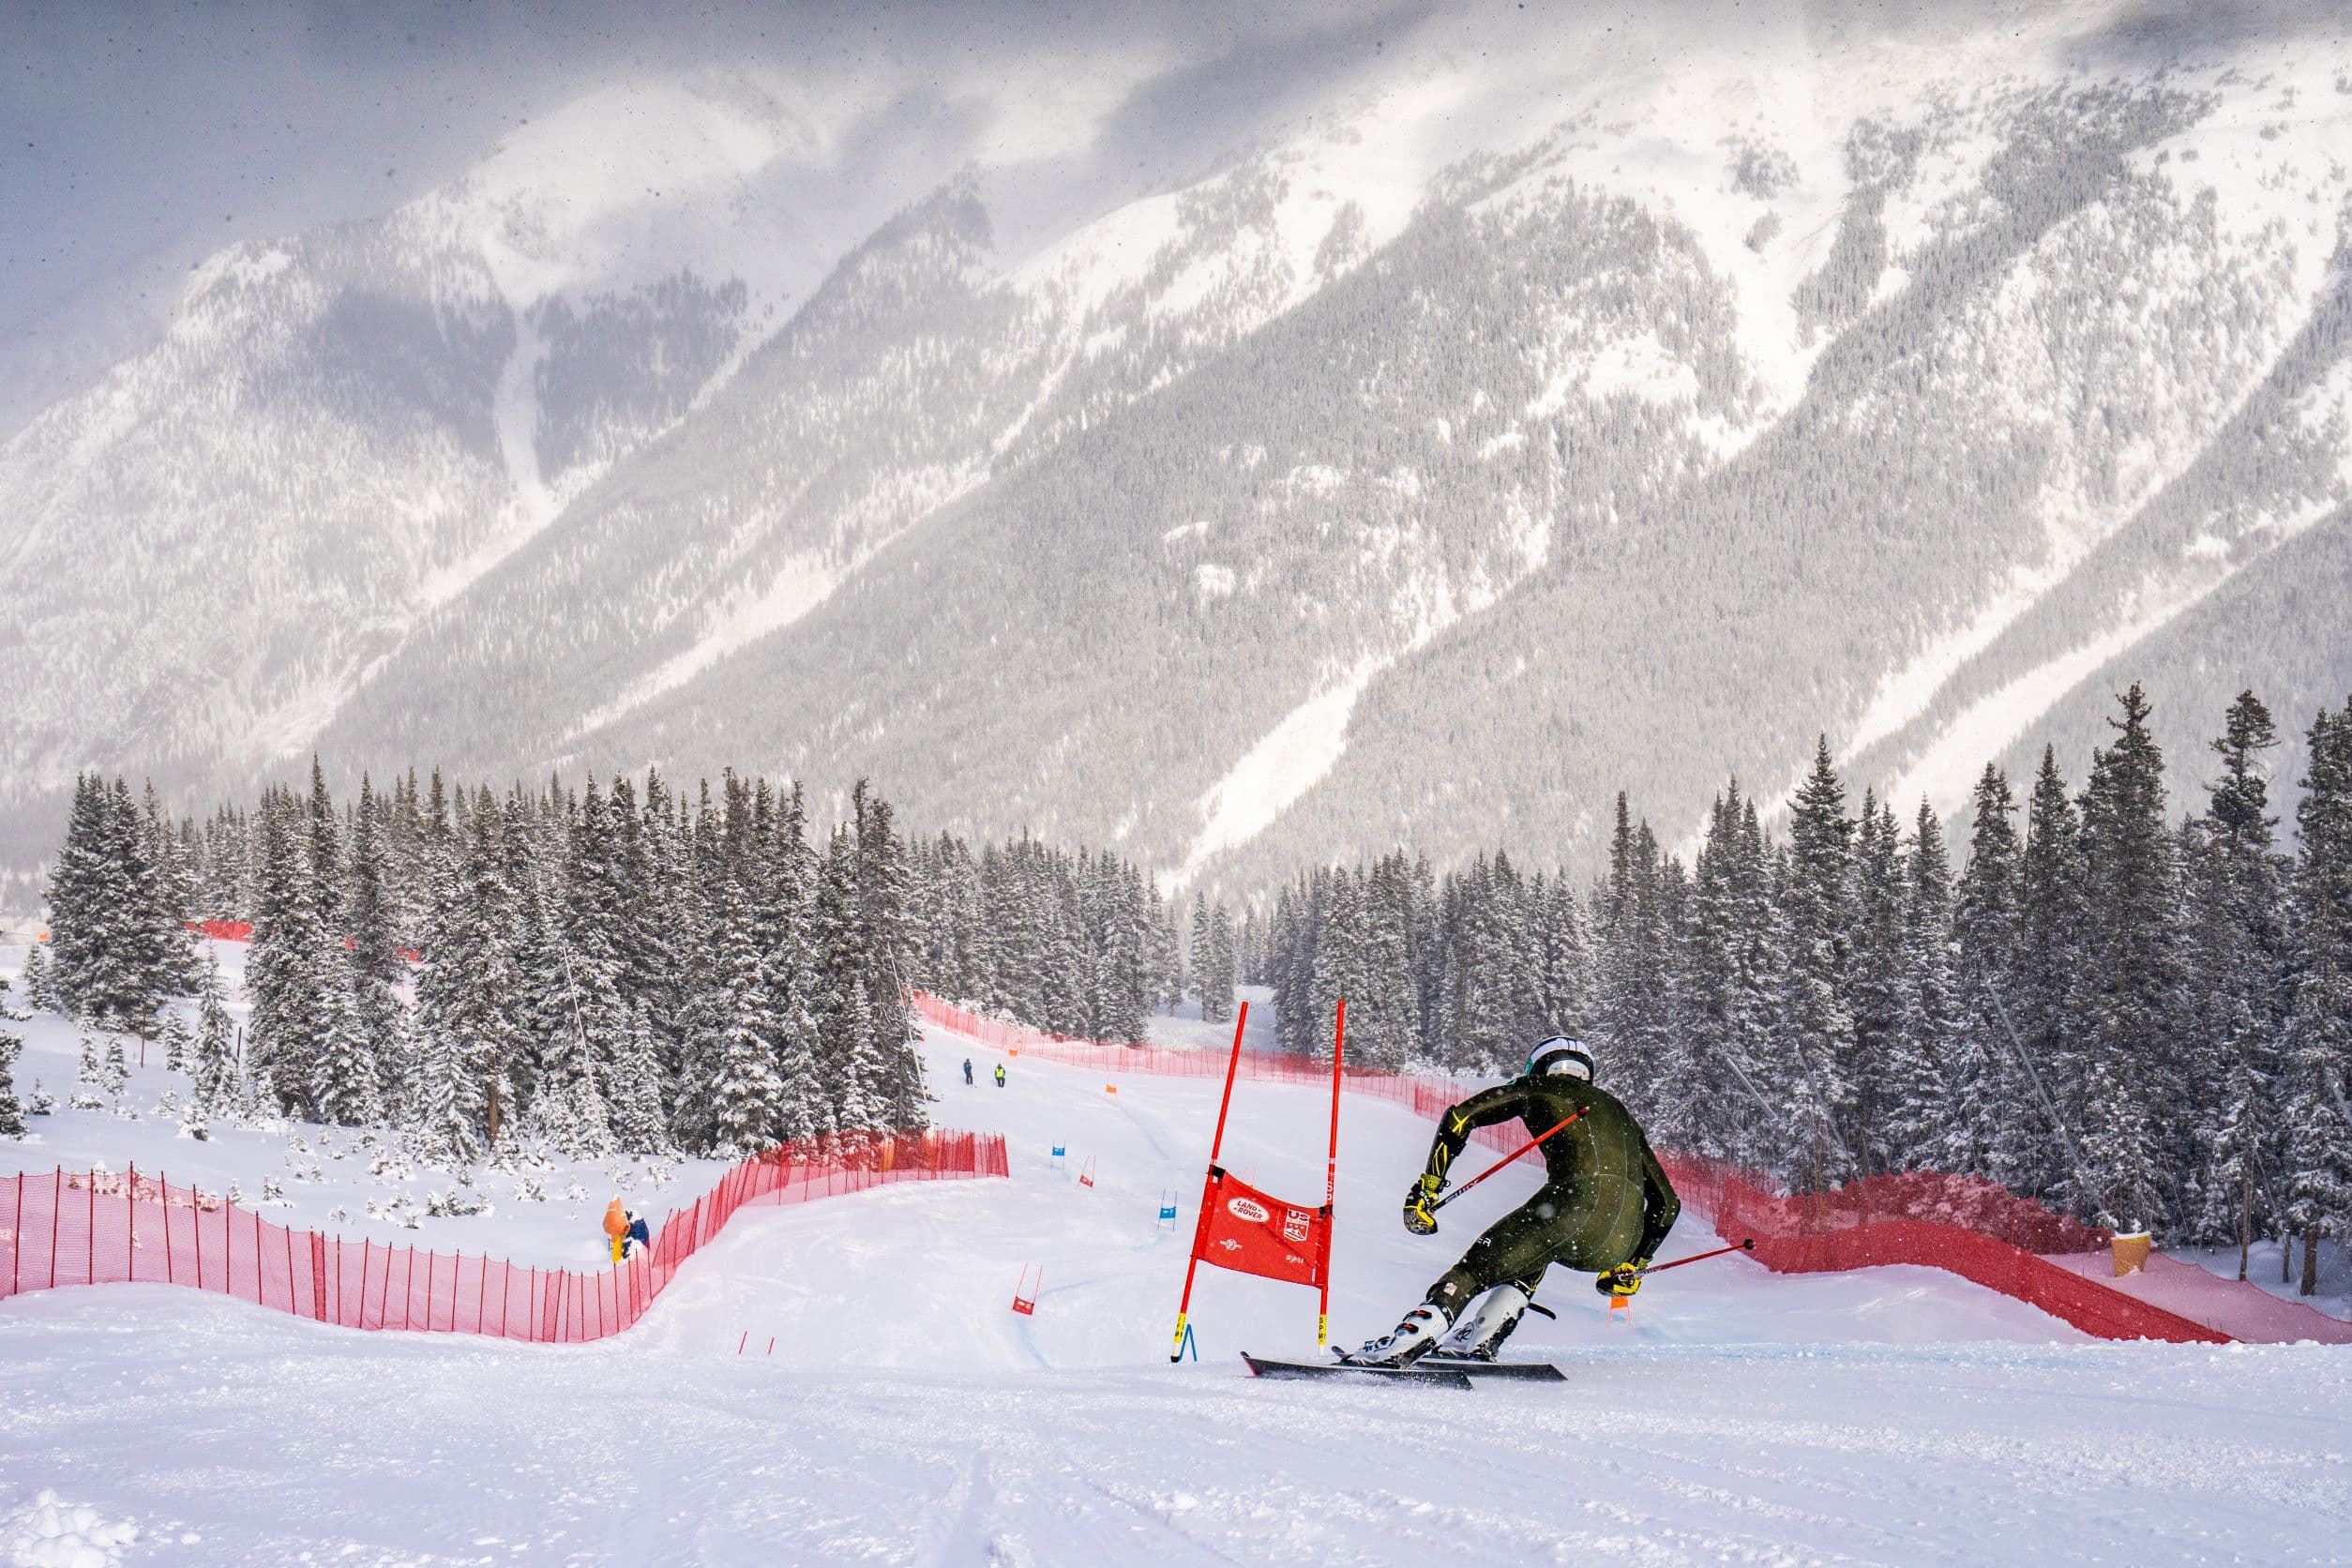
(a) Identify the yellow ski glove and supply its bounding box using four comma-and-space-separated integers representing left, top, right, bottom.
1595, 1259, 1649, 1299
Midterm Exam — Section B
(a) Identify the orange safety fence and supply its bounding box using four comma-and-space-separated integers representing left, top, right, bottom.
0, 1129, 1009, 1341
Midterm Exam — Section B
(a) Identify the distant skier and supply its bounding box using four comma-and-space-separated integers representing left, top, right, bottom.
602, 1198, 629, 1263
624, 1211, 650, 1259
993, 1063, 1007, 1089
964, 1058, 975, 1086
1349, 1036, 1680, 1366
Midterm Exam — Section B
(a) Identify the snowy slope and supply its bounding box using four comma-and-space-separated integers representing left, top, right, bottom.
8, 1011, 2351, 1563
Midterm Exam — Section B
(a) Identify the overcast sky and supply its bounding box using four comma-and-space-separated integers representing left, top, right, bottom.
0, 0, 1437, 433
1, 0, 2327, 437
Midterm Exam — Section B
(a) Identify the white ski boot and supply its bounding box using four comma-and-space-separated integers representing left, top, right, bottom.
1436, 1284, 1530, 1362
1344, 1304, 1448, 1367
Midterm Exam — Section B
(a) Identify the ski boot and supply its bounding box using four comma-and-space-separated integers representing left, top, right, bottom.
1341, 1304, 1448, 1367
1437, 1284, 1530, 1362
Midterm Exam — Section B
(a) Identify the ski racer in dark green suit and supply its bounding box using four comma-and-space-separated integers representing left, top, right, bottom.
1349, 1036, 1681, 1365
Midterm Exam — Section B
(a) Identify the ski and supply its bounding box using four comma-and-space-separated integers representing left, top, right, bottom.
1419, 1356, 1566, 1380
1240, 1352, 1473, 1388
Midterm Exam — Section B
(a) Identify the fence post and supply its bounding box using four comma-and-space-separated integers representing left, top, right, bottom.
85, 1166, 95, 1285
126, 1163, 136, 1284
10, 1170, 20, 1296
160, 1170, 173, 1285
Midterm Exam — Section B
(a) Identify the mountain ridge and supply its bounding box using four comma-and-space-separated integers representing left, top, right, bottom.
5, 7, 2349, 900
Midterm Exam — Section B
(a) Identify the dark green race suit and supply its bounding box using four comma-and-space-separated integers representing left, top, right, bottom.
1418, 1075, 1681, 1317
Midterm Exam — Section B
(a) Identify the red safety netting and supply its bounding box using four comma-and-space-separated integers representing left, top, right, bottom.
913, 992, 1494, 1136
920, 993, 2239, 1344
0, 1129, 1009, 1341
1658, 1153, 2230, 1344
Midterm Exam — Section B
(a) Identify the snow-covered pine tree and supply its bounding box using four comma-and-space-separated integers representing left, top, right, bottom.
46, 774, 147, 1031
1668, 787, 1780, 1165
2283, 701, 2352, 1295
608, 999, 671, 1153
191, 952, 240, 1120
851, 785, 928, 1130
1847, 792, 1907, 1172
2018, 746, 2093, 1208
2074, 685, 2185, 1235
1188, 891, 1213, 1019
1534, 872, 1592, 1043
1341, 857, 1411, 1070
1889, 800, 1964, 1172
245, 785, 328, 1117
158, 1010, 192, 1076
309, 976, 382, 1127
2183, 692, 2291, 1259
1953, 765, 2029, 1188
0, 964, 26, 1136
412, 789, 525, 1158
343, 775, 409, 1121
1205, 898, 1237, 1026
1780, 737, 1861, 1186
810, 824, 883, 1136
1666, 785, 1749, 1158
21, 942, 54, 1014
1149, 882, 1184, 1018
755, 782, 826, 1144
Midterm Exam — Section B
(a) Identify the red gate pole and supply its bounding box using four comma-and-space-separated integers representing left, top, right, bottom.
1318, 998, 1345, 1349
1169, 1000, 1248, 1362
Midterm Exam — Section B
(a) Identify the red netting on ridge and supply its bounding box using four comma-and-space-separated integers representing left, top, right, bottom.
913, 992, 1500, 1139
1657, 1153, 2227, 1343
0, 1130, 1009, 1341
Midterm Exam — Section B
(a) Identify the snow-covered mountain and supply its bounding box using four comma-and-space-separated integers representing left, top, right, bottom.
6, 3, 2350, 894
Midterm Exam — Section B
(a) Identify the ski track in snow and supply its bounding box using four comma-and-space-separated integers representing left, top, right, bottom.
5, 983, 2350, 1563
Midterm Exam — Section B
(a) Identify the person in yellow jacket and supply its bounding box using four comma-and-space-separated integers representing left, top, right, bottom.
602, 1198, 628, 1263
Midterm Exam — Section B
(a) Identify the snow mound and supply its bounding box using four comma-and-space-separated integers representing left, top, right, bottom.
0, 1491, 138, 1568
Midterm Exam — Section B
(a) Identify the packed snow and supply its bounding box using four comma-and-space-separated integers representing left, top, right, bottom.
5, 969, 2349, 1563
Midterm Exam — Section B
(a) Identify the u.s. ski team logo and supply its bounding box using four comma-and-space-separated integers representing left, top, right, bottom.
1281, 1209, 1310, 1244
1226, 1196, 1269, 1224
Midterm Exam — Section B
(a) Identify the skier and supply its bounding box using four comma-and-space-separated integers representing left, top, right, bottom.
1348, 1036, 1680, 1366
964, 1058, 975, 1086
993, 1063, 1007, 1089
602, 1198, 629, 1263
623, 1210, 650, 1259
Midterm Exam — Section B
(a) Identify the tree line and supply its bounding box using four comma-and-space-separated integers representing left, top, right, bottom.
8, 766, 1248, 1162
20, 767, 932, 1163
1261, 686, 2352, 1295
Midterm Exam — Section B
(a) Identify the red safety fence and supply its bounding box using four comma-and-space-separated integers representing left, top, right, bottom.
0, 1129, 1009, 1341
912, 992, 1498, 1138
1658, 1153, 2230, 1344
185, 920, 419, 965
919, 993, 2248, 1344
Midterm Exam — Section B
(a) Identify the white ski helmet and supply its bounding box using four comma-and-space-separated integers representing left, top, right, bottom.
1527, 1035, 1594, 1081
